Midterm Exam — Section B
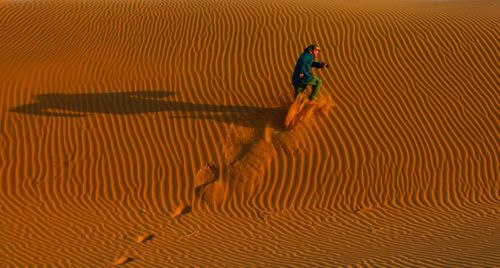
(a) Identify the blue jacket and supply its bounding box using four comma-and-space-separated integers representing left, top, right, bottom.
292, 51, 324, 86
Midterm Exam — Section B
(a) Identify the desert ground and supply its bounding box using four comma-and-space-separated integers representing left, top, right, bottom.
0, 0, 499, 266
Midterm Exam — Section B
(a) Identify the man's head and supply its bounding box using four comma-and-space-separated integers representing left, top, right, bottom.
305, 44, 321, 59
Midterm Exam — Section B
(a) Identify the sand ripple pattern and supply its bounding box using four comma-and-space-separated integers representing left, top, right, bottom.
1, 0, 498, 266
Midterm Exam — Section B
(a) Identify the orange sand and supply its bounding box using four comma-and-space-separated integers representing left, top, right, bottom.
1, 0, 498, 266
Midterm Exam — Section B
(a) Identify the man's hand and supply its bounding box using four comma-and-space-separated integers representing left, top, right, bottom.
298, 73, 304, 79
321, 62, 330, 68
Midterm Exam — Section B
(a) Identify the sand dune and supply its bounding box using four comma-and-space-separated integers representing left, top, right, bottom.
0, 0, 498, 266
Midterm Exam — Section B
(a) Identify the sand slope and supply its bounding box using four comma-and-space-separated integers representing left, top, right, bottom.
0, 0, 498, 266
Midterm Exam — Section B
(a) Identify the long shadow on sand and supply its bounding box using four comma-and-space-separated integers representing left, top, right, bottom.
9, 90, 287, 128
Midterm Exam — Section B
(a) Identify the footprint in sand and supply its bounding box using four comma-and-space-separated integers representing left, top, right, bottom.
194, 162, 219, 196
136, 233, 154, 243
194, 162, 228, 205
113, 255, 134, 266
171, 204, 191, 218
111, 233, 153, 265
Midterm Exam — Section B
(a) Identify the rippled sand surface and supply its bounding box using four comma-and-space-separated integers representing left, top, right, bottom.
1, 0, 498, 266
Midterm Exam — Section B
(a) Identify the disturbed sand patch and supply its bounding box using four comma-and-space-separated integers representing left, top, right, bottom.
195, 91, 334, 206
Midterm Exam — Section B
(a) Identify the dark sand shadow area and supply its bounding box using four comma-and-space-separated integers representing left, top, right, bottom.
9, 90, 288, 129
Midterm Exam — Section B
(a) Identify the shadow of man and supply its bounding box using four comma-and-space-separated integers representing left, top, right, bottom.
10, 90, 287, 129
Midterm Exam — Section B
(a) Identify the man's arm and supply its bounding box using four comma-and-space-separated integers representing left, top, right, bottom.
312, 62, 329, 68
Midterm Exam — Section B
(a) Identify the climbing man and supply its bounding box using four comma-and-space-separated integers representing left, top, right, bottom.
291, 44, 329, 101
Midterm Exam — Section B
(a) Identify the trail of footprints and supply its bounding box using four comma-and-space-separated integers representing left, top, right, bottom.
113, 93, 332, 265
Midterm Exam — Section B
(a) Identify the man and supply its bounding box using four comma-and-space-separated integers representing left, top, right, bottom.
291, 44, 328, 101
